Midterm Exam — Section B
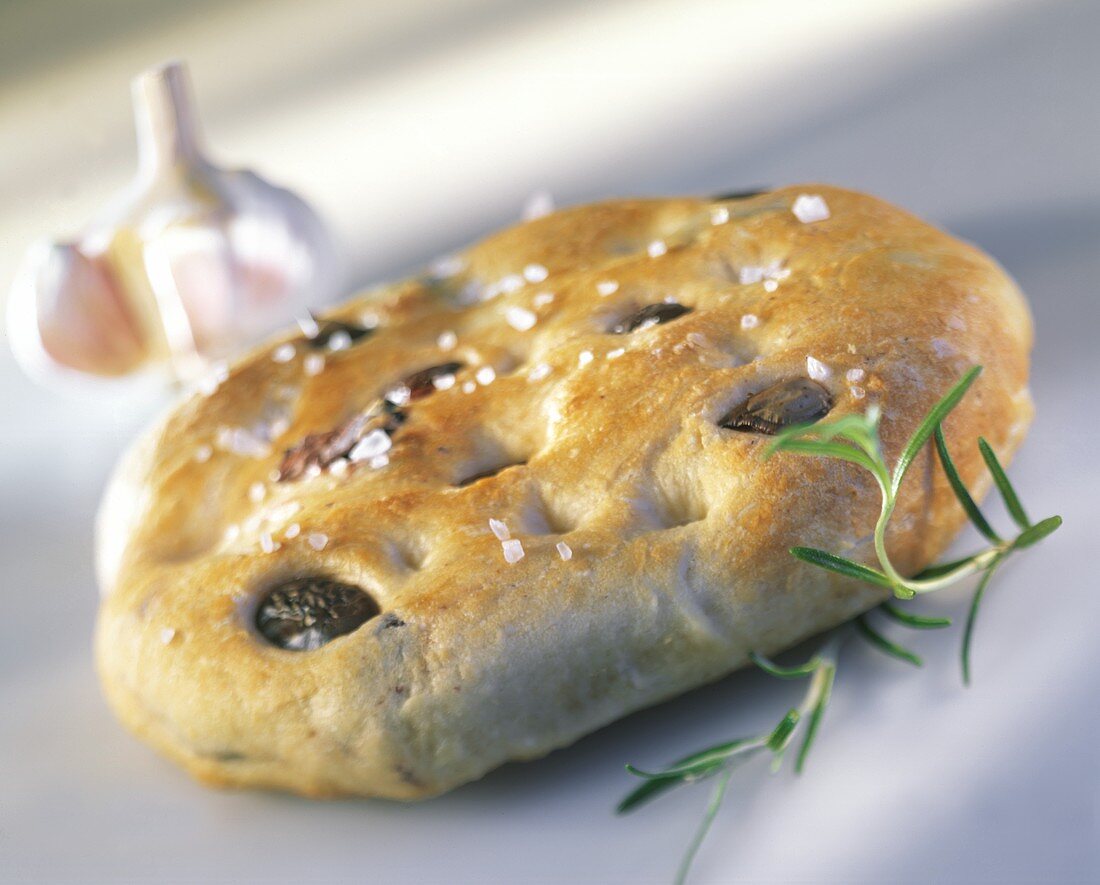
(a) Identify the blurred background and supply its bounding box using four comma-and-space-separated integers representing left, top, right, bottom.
1, 0, 1097, 882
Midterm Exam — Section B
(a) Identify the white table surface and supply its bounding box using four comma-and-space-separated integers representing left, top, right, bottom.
1, 0, 1098, 882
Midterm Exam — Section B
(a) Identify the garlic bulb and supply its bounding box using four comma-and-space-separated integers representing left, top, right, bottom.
7, 60, 342, 384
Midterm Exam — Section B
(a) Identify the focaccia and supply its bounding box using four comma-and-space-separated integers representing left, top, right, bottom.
95, 185, 1033, 798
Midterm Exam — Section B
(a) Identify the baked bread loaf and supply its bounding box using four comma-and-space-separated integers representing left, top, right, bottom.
95, 185, 1033, 798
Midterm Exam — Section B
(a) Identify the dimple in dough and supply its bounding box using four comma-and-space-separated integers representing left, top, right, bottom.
95, 185, 1034, 798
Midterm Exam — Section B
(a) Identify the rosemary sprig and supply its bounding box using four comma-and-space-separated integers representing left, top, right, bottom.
618, 366, 1062, 883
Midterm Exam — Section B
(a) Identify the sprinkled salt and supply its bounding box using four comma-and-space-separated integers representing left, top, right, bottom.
932, 338, 954, 358
476, 366, 496, 386
297, 314, 320, 339
499, 274, 525, 294
607, 348, 625, 359
489, 518, 510, 541
386, 385, 412, 406
430, 254, 465, 278
850, 386, 867, 400
741, 314, 759, 330
806, 355, 831, 381
528, 362, 551, 381
532, 292, 555, 308
198, 362, 229, 396
224, 524, 240, 543
432, 372, 457, 391
845, 367, 866, 383
505, 306, 538, 331
647, 240, 668, 258
437, 330, 457, 351
369, 453, 390, 470
360, 311, 380, 330
686, 332, 708, 348
947, 315, 967, 331
462, 380, 477, 393
556, 541, 573, 561
194, 444, 212, 463
502, 538, 525, 564
328, 458, 349, 477
307, 532, 328, 551
711, 206, 730, 225
792, 194, 830, 224
160, 627, 176, 645
349, 429, 392, 462
577, 350, 594, 367
304, 353, 325, 377
522, 189, 555, 221
763, 279, 778, 292
272, 343, 296, 363
327, 330, 352, 352
523, 263, 548, 283
596, 280, 619, 297
259, 532, 278, 554
249, 482, 266, 503
304, 464, 322, 480
284, 523, 300, 539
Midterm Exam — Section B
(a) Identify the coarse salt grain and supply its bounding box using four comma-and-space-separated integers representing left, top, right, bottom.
711, 206, 730, 225
792, 194, 830, 224
386, 385, 412, 406
284, 523, 300, 539
307, 532, 328, 551
489, 518, 510, 541
369, 454, 390, 470
607, 348, 625, 359
327, 330, 352, 352
523, 263, 548, 283
194, 444, 212, 463
476, 366, 496, 386
686, 332, 708, 348
807, 356, 831, 381
647, 240, 668, 258
432, 373, 456, 391
249, 482, 266, 503
430, 254, 465, 278
556, 541, 573, 561
160, 627, 176, 645
216, 426, 269, 459
304, 464, 322, 480
763, 279, 778, 292
198, 362, 229, 396
462, 380, 477, 393
224, 524, 240, 543
328, 458, 349, 477
596, 280, 619, 297
528, 362, 551, 381
348, 429, 392, 462
532, 292, 555, 308
297, 314, 320, 338
505, 306, 538, 331
259, 532, 278, 554
845, 367, 866, 383
360, 311, 380, 329
578, 350, 594, 367
502, 538, 525, 564
850, 386, 867, 400
272, 343, 296, 363
437, 330, 457, 351
741, 314, 759, 330
304, 354, 325, 377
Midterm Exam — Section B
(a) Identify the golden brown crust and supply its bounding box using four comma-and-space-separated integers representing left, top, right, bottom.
95, 185, 1033, 798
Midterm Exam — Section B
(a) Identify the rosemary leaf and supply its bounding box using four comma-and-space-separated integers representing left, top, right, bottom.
1010, 514, 1062, 550
933, 426, 1001, 543
767, 439, 880, 473
766, 709, 801, 753
795, 663, 835, 774
977, 437, 1030, 529
790, 547, 894, 589
749, 651, 819, 679
674, 768, 733, 885
856, 615, 922, 666
961, 558, 1003, 686
912, 553, 983, 580
880, 603, 952, 629
892, 366, 983, 496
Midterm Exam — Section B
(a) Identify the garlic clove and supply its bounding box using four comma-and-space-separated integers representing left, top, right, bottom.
7, 241, 147, 378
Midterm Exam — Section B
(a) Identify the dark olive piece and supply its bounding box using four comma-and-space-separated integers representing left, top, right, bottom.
255, 578, 380, 650
611, 302, 692, 334
388, 362, 465, 401
710, 188, 769, 201
720, 378, 833, 435
306, 319, 374, 351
